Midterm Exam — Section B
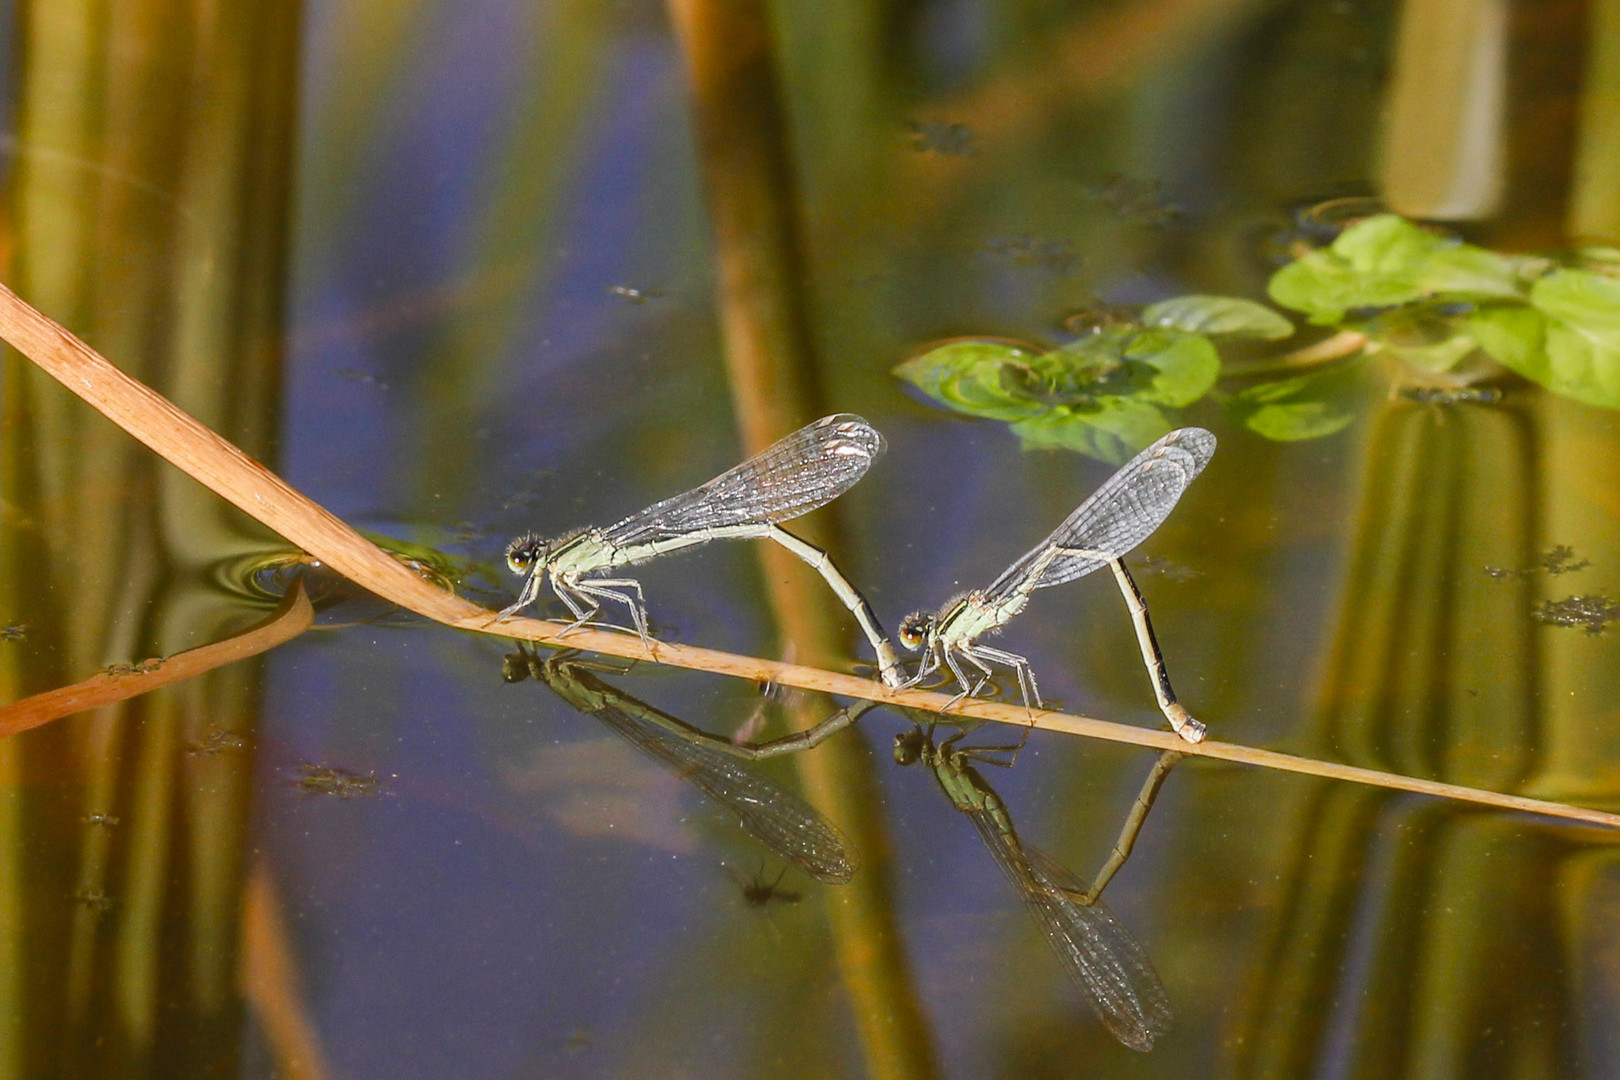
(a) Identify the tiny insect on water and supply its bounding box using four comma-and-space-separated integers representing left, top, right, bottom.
737, 862, 802, 907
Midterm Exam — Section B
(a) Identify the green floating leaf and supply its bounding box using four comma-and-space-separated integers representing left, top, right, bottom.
1543, 323, 1620, 408
1358, 307, 1480, 373
1009, 398, 1171, 465
1141, 295, 1295, 340
1466, 305, 1544, 374
1226, 363, 1363, 441
1125, 329, 1221, 405
892, 340, 1049, 421
1377, 332, 1479, 374
1532, 268, 1620, 336
1268, 214, 1526, 324
1052, 327, 1219, 407
894, 328, 1217, 462
1467, 270, 1620, 409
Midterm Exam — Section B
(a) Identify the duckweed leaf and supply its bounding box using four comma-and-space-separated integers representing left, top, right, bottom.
1467, 271, 1620, 408
1374, 331, 1479, 374
1467, 305, 1545, 374
896, 326, 1220, 461
1052, 327, 1218, 407
1141, 295, 1295, 340
1540, 324, 1620, 407
1531, 268, 1620, 336
1124, 329, 1221, 405
1009, 398, 1171, 464
1226, 363, 1362, 441
1269, 214, 1525, 324
893, 340, 1050, 421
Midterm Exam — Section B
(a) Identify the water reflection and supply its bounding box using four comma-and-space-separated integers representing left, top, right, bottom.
893, 721, 1180, 1052
503, 630, 1196, 1055
4, 0, 1619, 1076
503, 645, 860, 883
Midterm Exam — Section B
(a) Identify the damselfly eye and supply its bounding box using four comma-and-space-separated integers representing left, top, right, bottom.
893, 730, 923, 765
897, 612, 931, 651
504, 535, 545, 575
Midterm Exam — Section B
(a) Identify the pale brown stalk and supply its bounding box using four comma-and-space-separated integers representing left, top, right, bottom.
1, 281, 1615, 830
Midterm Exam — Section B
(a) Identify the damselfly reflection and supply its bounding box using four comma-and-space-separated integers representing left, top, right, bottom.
899, 427, 1213, 742
894, 722, 1181, 1052
498, 415, 901, 684
505, 646, 867, 883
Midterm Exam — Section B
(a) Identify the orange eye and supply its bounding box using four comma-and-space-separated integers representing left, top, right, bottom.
504, 535, 544, 575
897, 613, 931, 651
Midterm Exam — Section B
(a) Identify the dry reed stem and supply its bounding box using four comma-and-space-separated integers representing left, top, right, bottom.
0, 580, 312, 737
2, 281, 1616, 828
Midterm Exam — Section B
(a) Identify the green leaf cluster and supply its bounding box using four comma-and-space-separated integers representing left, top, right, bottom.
893, 214, 1620, 458
1268, 214, 1529, 324
1225, 364, 1363, 441
1266, 214, 1620, 410
1468, 270, 1620, 408
894, 313, 1240, 462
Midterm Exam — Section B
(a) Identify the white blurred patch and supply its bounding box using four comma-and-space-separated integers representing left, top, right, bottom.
502, 737, 696, 854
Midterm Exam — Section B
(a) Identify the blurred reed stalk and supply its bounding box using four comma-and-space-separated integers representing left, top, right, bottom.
1380, 0, 1509, 220
1230, 389, 1620, 1077
666, 2, 941, 1076
0, 4, 306, 1077
239, 862, 336, 1080
1570, 0, 1620, 240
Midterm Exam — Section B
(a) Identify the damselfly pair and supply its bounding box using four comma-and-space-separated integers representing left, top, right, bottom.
496, 415, 1212, 742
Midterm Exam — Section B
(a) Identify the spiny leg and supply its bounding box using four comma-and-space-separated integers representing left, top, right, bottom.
941, 647, 993, 714
1107, 558, 1204, 743
962, 643, 1043, 711
496, 568, 546, 621
571, 577, 653, 647
961, 643, 1040, 763
940, 720, 1022, 769
951, 725, 1035, 769
553, 582, 601, 637
896, 646, 943, 692
937, 719, 986, 754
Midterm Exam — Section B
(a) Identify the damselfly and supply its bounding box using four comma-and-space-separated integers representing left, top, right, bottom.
894, 723, 1176, 1051
499, 414, 901, 684
508, 647, 865, 883
898, 427, 1213, 742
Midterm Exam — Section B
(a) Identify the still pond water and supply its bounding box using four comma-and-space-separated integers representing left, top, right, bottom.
3, 1, 1620, 1078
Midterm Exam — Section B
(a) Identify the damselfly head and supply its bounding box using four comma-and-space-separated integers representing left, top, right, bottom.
504, 534, 549, 575
500, 651, 533, 684
893, 728, 926, 766
897, 612, 934, 651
